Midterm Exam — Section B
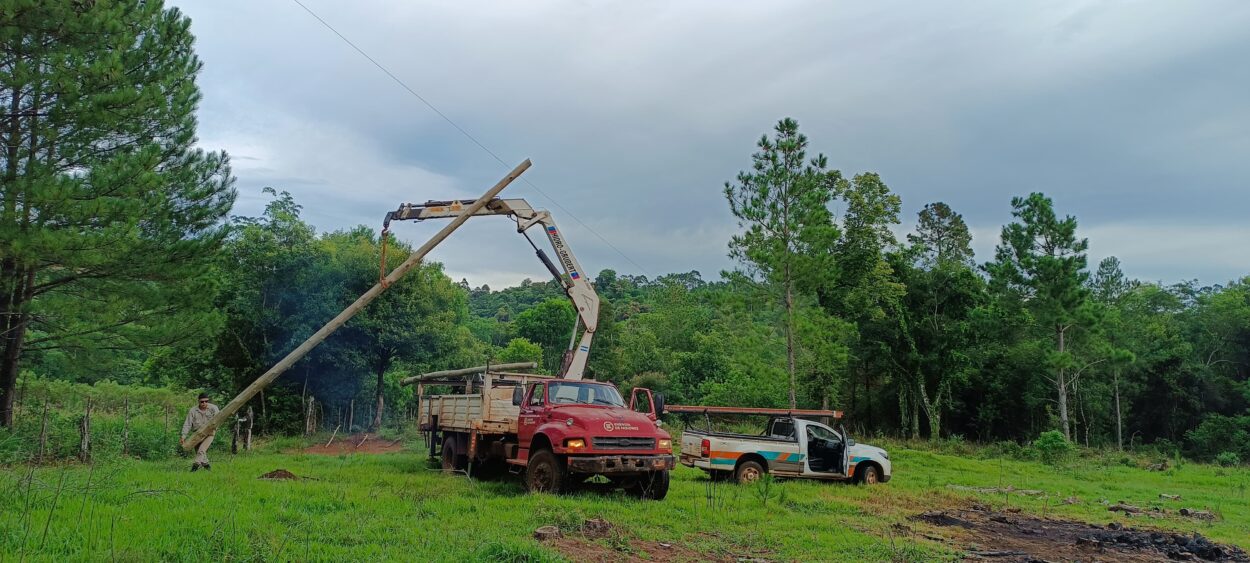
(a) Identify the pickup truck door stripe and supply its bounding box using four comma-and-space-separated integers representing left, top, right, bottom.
707, 450, 805, 466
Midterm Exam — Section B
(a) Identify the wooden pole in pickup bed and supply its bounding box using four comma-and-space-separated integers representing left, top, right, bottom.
399, 362, 537, 386
182, 159, 533, 450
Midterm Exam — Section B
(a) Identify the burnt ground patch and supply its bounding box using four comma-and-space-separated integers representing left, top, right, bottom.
906, 505, 1249, 562
536, 518, 757, 563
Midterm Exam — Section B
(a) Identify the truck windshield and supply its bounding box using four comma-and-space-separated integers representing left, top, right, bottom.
546, 382, 625, 407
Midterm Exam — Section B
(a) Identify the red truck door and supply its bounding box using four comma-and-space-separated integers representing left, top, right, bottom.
629, 388, 655, 420
518, 381, 546, 457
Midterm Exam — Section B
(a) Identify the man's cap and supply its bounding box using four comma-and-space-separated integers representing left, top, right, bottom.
198, 392, 210, 400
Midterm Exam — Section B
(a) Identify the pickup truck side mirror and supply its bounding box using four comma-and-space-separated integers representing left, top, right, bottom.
511, 386, 523, 406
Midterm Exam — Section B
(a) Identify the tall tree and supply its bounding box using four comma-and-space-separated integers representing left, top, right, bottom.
0, 1, 235, 426
322, 227, 465, 431
724, 118, 841, 408
985, 193, 1092, 440
818, 172, 903, 426
886, 202, 981, 439
514, 298, 576, 374
907, 202, 973, 266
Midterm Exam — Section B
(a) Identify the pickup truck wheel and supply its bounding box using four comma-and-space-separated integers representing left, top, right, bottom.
858, 463, 880, 485
735, 460, 765, 484
625, 470, 670, 500
525, 449, 567, 494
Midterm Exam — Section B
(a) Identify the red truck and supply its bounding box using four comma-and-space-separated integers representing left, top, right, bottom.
416, 371, 675, 499
395, 196, 673, 498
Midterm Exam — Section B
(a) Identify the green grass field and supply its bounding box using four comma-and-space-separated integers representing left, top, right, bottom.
2, 437, 1247, 562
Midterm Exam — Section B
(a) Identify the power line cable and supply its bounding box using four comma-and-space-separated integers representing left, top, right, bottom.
288, 0, 651, 276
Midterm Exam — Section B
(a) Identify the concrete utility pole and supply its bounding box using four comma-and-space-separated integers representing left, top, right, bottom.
182, 160, 532, 450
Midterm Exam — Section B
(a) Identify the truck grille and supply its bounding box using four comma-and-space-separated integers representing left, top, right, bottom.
592, 436, 655, 450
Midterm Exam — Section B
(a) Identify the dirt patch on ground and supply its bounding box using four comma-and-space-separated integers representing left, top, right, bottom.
906, 505, 1248, 562
301, 433, 403, 455
259, 469, 300, 480
538, 518, 745, 562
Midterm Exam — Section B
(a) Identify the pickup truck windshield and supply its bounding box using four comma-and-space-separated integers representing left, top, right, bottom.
547, 382, 625, 407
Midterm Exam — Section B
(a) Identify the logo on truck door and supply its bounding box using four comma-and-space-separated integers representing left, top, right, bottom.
603, 421, 639, 432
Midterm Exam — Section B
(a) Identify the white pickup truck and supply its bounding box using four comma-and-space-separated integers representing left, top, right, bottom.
679, 413, 891, 485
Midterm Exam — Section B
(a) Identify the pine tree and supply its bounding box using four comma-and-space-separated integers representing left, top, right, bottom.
724, 118, 840, 408
985, 193, 1092, 440
908, 202, 973, 266
0, 1, 234, 426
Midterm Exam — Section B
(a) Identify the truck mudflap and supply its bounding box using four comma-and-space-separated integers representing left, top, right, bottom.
568, 454, 675, 474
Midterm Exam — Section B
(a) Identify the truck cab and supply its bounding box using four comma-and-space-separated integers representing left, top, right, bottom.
513, 380, 675, 498
681, 415, 891, 484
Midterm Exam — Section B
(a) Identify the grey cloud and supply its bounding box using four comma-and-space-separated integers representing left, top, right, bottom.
176, 0, 1250, 286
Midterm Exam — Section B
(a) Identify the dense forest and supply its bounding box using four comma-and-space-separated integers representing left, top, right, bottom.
1, 1, 1247, 464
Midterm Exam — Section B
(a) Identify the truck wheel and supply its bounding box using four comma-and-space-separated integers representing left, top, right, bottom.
858, 463, 880, 485
525, 449, 567, 494
441, 436, 458, 471
626, 470, 670, 500
735, 460, 765, 484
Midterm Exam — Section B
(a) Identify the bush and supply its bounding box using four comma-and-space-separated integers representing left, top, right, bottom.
1216, 451, 1241, 467
980, 440, 1036, 461
1186, 415, 1250, 462
1033, 430, 1075, 465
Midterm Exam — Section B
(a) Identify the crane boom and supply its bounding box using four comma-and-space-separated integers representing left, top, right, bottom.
385, 198, 600, 380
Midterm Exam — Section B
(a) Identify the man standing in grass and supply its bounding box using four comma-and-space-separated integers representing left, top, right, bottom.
180, 393, 219, 472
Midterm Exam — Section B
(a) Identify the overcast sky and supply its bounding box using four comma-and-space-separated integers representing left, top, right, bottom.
174, 0, 1250, 288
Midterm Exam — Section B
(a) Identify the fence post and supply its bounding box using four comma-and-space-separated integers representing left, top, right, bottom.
232, 414, 241, 454
37, 399, 49, 463
121, 398, 131, 456
348, 400, 354, 433
304, 397, 314, 436
78, 399, 92, 463
245, 406, 254, 451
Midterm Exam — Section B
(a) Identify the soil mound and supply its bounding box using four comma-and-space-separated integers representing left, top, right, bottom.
259, 469, 299, 480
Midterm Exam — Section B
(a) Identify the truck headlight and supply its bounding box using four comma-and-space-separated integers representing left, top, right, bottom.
564, 438, 586, 449
658, 439, 672, 452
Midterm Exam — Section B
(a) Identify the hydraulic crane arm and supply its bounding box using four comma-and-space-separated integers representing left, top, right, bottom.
385, 198, 600, 380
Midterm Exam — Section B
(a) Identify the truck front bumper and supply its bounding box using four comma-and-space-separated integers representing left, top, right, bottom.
568, 454, 675, 474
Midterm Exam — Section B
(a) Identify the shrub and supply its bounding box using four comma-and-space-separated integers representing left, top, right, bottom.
1033, 430, 1074, 465
980, 440, 1036, 461
1186, 415, 1250, 462
1216, 451, 1241, 467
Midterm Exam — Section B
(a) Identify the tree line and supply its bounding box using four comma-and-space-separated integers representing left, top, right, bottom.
1, 2, 1246, 462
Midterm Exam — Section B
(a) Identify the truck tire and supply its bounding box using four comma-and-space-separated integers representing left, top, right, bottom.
525, 449, 568, 494
857, 463, 880, 485
626, 470, 670, 500
440, 436, 456, 471
735, 460, 765, 484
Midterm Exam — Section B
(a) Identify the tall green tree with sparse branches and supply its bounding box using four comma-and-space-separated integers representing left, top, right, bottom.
0, 0, 235, 426
985, 193, 1093, 440
724, 118, 840, 408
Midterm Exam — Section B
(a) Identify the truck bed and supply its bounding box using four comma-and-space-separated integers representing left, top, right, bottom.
419, 386, 519, 434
